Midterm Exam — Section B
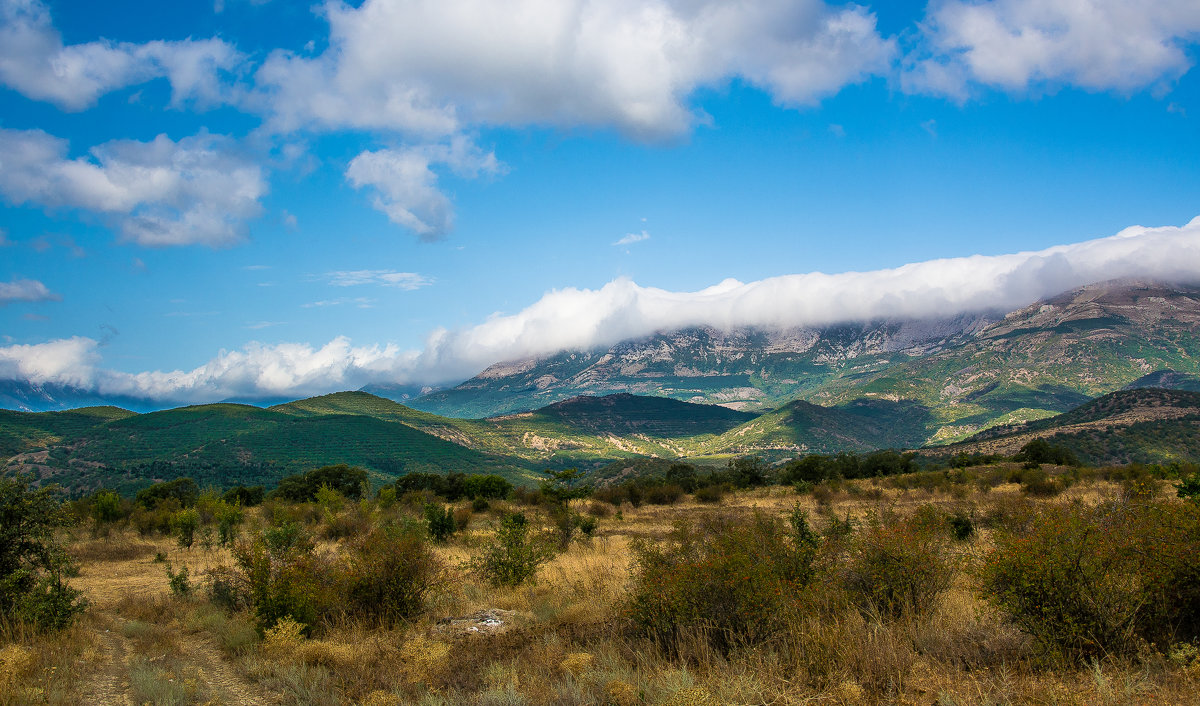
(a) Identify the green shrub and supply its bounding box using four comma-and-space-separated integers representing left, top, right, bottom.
165, 563, 191, 597
979, 499, 1200, 660
693, 484, 726, 504
216, 504, 243, 547
136, 478, 199, 509
842, 514, 953, 620
465, 513, 555, 587
424, 504, 457, 543
173, 508, 200, 549
0, 475, 87, 631
90, 490, 124, 526
274, 464, 368, 503
626, 511, 820, 655
341, 524, 445, 627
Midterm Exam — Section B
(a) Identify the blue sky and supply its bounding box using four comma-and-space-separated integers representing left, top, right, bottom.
1, 0, 1199, 404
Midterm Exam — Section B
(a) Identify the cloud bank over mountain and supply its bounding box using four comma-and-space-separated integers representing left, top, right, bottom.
3, 217, 1199, 404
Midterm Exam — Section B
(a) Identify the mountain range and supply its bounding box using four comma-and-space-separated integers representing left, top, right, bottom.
3, 279, 1200, 494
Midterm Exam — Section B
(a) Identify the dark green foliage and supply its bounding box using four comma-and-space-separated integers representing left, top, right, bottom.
726, 456, 768, 488
274, 464, 367, 502
0, 474, 87, 630
165, 563, 191, 597
979, 498, 1200, 660
465, 512, 554, 587
221, 485, 264, 507
947, 510, 975, 541
216, 504, 243, 547
173, 508, 199, 549
693, 484, 727, 503
394, 472, 512, 501
424, 504, 456, 542
843, 514, 954, 619
263, 520, 312, 556
342, 524, 445, 627
1014, 439, 1080, 467
1177, 473, 1200, 500
664, 463, 698, 492
136, 477, 199, 509
90, 489, 124, 525
539, 467, 590, 504
627, 511, 819, 654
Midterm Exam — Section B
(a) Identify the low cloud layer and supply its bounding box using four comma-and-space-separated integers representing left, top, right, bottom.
0, 129, 266, 247
4, 217, 1199, 404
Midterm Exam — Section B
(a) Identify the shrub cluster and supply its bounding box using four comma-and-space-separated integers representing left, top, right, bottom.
0, 475, 87, 631
232, 519, 444, 633
979, 497, 1200, 660
626, 510, 820, 654
393, 472, 512, 502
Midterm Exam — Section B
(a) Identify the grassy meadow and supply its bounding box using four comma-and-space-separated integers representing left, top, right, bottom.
4, 463, 1200, 705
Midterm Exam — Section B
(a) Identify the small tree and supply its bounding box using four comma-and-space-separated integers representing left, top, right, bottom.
466, 512, 554, 587
0, 475, 87, 630
173, 508, 200, 549
424, 504, 456, 542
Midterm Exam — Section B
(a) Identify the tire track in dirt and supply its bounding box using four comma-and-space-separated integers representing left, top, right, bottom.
81, 617, 132, 706
177, 635, 273, 706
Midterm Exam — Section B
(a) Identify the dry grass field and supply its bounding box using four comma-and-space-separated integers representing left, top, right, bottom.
4, 466, 1200, 705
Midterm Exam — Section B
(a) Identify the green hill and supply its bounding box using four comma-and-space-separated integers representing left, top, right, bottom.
2, 399, 533, 496
928, 388, 1200, 466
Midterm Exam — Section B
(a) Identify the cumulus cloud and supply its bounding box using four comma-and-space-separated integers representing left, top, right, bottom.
251, 0, 893, 139
327, 270, 434, 289
0, 336, 98, 388
614, 230, 651, 246
345, 137, 501, 238
0, 0, 242, 110
0, 128, 267, 247
0, 278, 59, 304
905, 0, 1200, 98
6, 216, 1200, 402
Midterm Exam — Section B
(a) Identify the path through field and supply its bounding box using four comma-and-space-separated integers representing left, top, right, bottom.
72, 541, 276, 705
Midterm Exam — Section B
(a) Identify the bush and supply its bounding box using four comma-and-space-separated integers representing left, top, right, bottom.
173, 508, 200, 549
274, 464, 368, 503
842, 514, 953, 620
341, 524, 445, 627
693, 484, 727, 504
136, 478, 199, 509
626, 511, 820, 655
222, 485, 265, 507
979, 498, 1200, 660
465, 513, 554, 587
1014, 439, 1079, 467
0, 475, 87, 631
424, 504, 456, 543
165, 563, 191, 597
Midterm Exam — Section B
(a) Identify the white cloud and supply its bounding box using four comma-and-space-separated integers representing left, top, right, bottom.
326, 270, 434, 289
0, 277, 59, 303
7, 216, 1200, 401
0, 128, 267, 247
252, 0, 893, 139
345, 137, 501, 238
0, 336, 98, 387
905, 0, 1200, 98
301, 297, 374, 309
0, 0, 243, 110
614, 230, 650, 246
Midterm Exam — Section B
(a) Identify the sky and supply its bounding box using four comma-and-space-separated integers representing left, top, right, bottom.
1, 0, 1199, 405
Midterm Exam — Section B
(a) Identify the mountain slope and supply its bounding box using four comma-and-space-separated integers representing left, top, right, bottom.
406, 280, 1200, 445
928, 388, 1200, 465
2, 400, 532, 496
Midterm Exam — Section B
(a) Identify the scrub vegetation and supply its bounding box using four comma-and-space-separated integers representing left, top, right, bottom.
4, 453, 1200, 705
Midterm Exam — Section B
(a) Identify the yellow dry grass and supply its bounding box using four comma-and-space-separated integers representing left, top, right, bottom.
3, 474, 1197, 705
